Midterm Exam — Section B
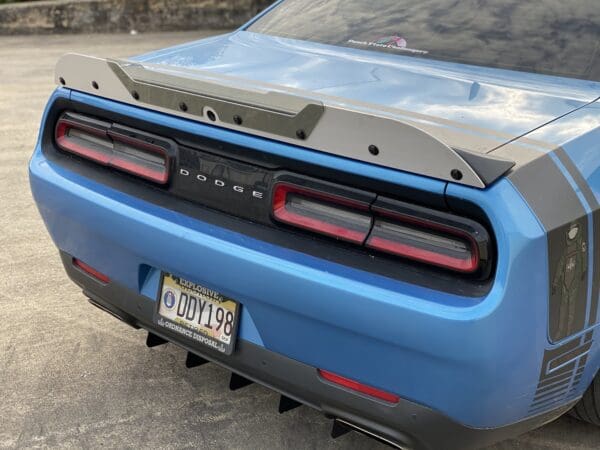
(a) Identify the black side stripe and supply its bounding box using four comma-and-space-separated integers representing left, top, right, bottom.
555, 148, 600, 328
515, 148, 599, 413
510, 154, 589, 341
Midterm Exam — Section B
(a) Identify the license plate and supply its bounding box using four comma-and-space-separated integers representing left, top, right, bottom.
155, 273, 240, 355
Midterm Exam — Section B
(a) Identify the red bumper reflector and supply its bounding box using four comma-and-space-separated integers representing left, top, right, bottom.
272, 183, 372, 244
318, 369, 400, 403
73, 258, 110, 284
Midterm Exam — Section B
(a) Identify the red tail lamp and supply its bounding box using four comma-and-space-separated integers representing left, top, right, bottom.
272, 180, 489, 275
272, 183, 373, 244
55, 113, 170, 184
366, 218, 479, 273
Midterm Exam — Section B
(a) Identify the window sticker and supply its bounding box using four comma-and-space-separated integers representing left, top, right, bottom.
348, 35, 428, 55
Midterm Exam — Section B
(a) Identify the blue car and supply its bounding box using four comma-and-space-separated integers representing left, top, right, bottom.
30, 1, 600, 448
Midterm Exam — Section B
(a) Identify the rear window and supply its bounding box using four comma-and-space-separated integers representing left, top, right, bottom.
248, 0, 600, 81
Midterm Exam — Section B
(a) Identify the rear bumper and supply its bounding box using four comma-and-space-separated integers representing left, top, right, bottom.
61, 251, 572, 450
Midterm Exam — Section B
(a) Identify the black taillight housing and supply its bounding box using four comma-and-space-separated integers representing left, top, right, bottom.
271, 177, 491, 276
55, 112, 173, 184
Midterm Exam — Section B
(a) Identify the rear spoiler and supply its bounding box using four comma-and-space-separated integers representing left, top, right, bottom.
55, 53, 515, 189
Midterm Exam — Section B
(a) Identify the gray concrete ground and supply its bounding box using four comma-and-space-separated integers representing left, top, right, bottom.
0, 32, 598, 450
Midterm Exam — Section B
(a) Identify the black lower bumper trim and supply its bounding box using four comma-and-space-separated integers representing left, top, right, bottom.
279, 395, 302, 414
229, 372, 254, 391
62, 251, 574, 450
146, 332, 168, 348
185, 352, 209, 368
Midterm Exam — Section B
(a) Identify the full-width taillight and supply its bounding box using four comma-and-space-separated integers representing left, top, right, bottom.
272, 182, 373, 244
55, 112, 171, 184
318, 369, 400, 403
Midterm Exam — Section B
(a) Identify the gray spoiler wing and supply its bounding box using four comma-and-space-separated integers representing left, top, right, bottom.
55, 53, 515, 189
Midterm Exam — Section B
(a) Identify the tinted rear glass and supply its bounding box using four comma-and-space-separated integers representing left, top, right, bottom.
248, 0, 600, 81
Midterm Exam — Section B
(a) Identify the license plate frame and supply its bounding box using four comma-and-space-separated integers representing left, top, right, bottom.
154, 273, 240, 355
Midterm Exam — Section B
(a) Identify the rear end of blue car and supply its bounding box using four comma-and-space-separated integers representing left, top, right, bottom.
29, 1, 600, 449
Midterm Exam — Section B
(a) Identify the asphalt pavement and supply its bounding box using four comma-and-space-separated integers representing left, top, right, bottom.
0, 32, 599, 450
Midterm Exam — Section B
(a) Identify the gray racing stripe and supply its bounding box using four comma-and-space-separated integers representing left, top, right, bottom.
510, 155, 589, 342
554, 148, 600, 328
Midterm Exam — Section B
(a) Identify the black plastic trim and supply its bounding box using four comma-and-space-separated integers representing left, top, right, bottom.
454, 148, 515, 185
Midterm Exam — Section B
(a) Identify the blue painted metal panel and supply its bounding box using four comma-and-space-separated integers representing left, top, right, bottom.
523, 100, 600, 149
133, 31, 600, 151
